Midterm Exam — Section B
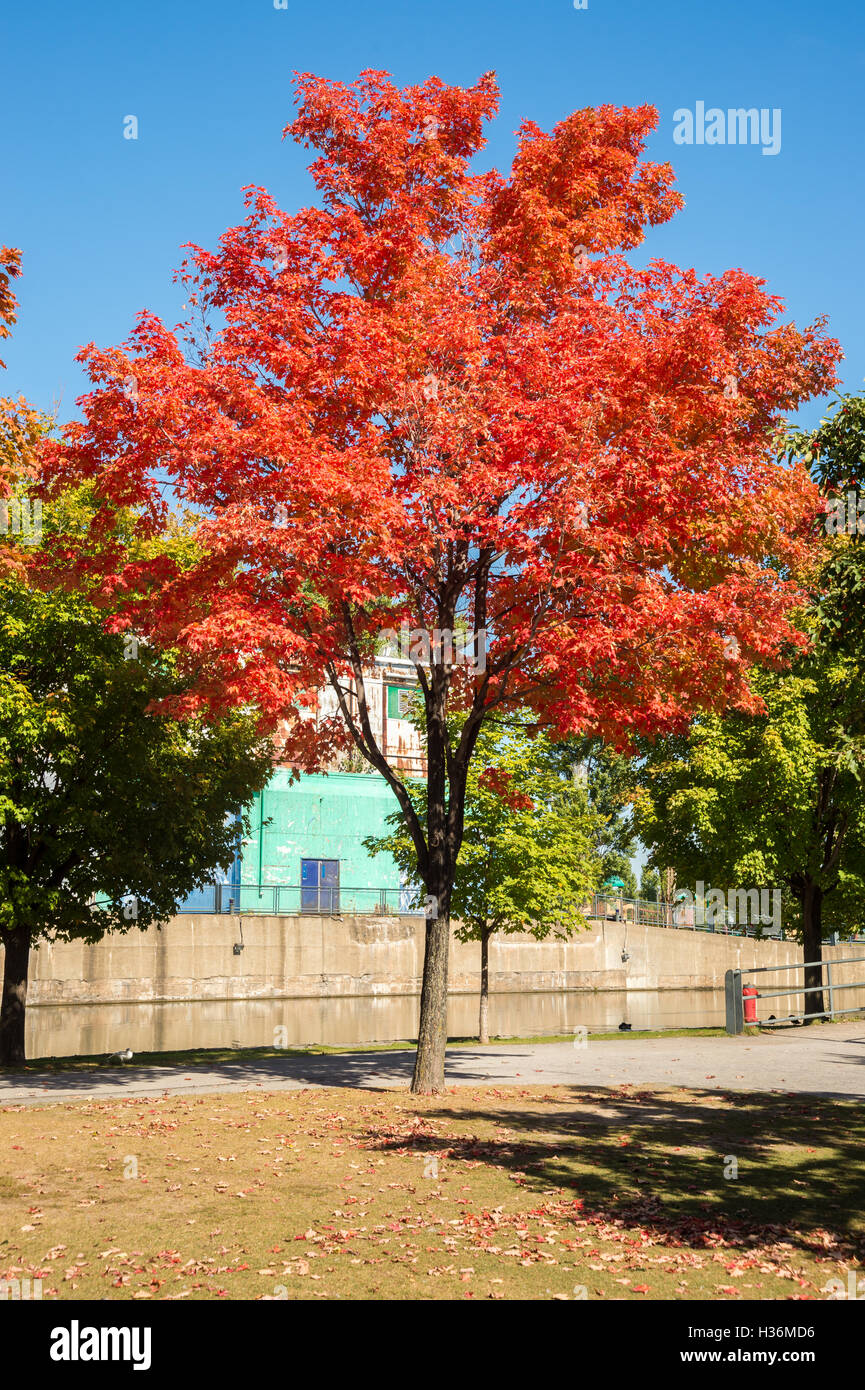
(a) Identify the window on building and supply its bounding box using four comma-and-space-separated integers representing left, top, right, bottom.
387, 685, 412, 719
301, 858, 340, 913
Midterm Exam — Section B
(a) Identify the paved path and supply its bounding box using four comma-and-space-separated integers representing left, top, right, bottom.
2, 1020, 864, 1107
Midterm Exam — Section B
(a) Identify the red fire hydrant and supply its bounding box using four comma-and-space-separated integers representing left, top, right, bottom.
743, 984, 759, 1024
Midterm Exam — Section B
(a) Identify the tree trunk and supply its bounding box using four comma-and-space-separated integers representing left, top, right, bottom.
801, 880, 825, 1023
0, 928, 30, 1066
411, 910, 451, 1093
662, 867, 676, 928
479, 928, 491, 1044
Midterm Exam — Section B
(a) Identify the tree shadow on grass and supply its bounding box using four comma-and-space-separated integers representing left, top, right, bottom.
0, 1047, 421, 1101
361, 1085, 865, 1265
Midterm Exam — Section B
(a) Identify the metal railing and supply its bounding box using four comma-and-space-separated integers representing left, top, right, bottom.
178, 883, 428, 916
587, 893, 785, 938
175, 884, 794, 931
725, 956, 865, 1033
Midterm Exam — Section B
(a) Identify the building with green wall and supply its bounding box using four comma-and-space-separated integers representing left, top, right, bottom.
235, 768, 418, 915
180, 662, 427, 915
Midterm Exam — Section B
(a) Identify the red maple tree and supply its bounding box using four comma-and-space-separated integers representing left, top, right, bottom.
40, 72, 839, 1090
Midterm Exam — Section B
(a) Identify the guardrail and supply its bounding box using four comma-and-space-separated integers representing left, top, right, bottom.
587, 894, 785, 937
725, 956, 865, 1033
175, 885, 784, 933
179, 883, 428, 916
173, 884, 790, 931
91, 876, 865, 942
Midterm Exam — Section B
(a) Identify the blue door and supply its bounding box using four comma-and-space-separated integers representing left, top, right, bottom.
301, 859, 340, 913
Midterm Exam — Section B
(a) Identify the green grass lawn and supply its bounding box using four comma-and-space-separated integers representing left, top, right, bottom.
1, 1082, 861, 1301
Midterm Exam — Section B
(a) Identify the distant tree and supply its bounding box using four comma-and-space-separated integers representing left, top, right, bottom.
366, 718, 604, 1043
639, 865, 660, 903
573, 741, 640, 897
600, 854, 638, 901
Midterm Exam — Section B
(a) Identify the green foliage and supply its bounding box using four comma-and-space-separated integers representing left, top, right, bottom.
599, 853, 638, 899
784, 393, 865, 670
0, 576, 273, 947
365, 718, 606, 941
639, 865, 660, 903
785, 390, 865, 495
633, 393, 865, 943
633, 653, 865, 941
571, 738, 640, 893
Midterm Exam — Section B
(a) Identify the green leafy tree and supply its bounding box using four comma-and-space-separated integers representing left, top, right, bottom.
366, 719, 604, 1043
788, 390, 865, 675
634, 394, 865, 1019
639, 865, 660, 903
573, 740, 640, 898
633, 658, 865, 1019
0, 578, 273, 1064
599, 854, 638, 901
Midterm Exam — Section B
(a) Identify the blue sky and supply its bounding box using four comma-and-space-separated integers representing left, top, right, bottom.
3, 0, 863, 425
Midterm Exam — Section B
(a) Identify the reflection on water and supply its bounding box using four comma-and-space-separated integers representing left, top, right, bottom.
26, 989, 724, 1060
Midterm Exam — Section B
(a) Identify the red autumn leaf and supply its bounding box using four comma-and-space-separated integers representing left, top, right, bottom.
477, 766, 534, 811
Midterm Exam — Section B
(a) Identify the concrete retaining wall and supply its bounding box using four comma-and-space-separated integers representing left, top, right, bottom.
12, 914, 865, 1008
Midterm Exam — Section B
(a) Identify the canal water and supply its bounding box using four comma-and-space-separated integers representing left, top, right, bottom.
25, 988, 725, 1060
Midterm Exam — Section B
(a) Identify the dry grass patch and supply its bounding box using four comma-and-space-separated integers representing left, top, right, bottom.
1, 1083, 862, 1301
